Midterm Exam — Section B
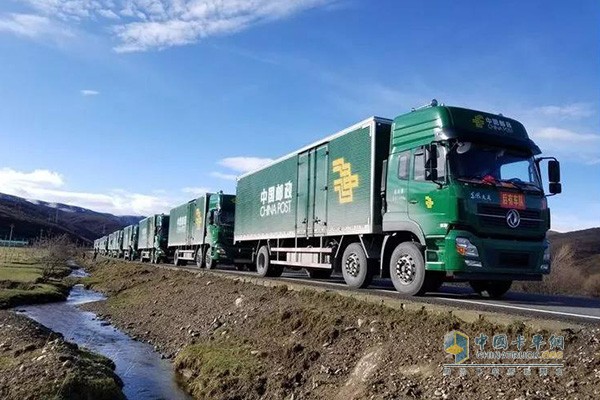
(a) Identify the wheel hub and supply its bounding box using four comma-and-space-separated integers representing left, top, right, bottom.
395, 255, 416, 285
345, 253, 360, 277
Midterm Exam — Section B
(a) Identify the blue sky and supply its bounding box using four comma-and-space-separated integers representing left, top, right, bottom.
0, 0, 598, 231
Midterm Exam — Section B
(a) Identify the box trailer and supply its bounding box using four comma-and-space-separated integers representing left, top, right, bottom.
107, 230, 123, 258
168, 192, 247, 268
137, 214, 170, 263
235, 103, 561, 297
235, 117, 391, 274
122, 224, 138, 261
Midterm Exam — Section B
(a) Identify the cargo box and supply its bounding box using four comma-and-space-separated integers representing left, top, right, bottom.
234, 117, 392, 242
168, 196, 209, 247
122, 225, 137, 250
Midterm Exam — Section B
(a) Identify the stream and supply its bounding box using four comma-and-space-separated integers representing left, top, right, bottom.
15, 269, 191, 400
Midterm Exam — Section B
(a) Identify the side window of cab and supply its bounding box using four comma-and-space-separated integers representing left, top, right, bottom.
397, 151, 410, 180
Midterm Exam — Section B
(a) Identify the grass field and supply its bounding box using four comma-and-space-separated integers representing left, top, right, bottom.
0, 247, 70, 309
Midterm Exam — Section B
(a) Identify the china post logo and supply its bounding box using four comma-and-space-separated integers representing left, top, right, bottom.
444, 331, 469, 364
332, 158, 359, 204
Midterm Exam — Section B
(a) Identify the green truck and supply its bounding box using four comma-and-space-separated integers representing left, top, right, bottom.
94, 237, 106, 254
168, 192, 245, 268
138, 214, 170, 263
107, 230, 123, 258
234, 101, 561, 297
122, 224, 138, 261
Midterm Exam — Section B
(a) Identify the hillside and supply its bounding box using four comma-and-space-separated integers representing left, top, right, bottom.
548, 228, 600, 275
0, 193, 142, 245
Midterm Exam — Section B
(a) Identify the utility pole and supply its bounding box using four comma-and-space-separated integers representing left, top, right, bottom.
8, 224, 14, 242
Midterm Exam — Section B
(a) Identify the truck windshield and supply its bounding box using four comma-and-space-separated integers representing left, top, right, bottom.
449, 142, 542, 191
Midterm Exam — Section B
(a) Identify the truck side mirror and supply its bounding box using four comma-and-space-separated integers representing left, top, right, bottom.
548, 160, 560, 183
548, 160, 561, 194
425, 144, 438, 181
208, 210, 215, 225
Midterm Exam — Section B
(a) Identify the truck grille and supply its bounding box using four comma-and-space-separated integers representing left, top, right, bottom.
477, 204, 542, 229
498, 252, 530, 268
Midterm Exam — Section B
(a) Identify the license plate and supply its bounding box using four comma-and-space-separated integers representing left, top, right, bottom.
500, 192, 526, 209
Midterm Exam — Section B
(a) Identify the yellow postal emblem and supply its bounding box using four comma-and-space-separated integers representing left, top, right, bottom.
333, 158, 359, 204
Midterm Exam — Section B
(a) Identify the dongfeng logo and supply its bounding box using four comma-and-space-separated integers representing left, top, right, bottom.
506, 209, 521, 228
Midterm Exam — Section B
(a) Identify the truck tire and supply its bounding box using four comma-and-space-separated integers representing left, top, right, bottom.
195, 249, 204, 268
204, 247, 216, 270
306, 269, 333, 279
470, 280, 512, 298
256, 246, 283, 278
389, 242, 427, 296
341, 243, 373, 289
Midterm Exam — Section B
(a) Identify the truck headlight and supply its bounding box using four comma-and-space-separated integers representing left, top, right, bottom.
456, 237, 479, 258
540, 242, 551, 271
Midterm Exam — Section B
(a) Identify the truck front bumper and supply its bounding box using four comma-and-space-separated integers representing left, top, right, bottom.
427, 230, 549, 281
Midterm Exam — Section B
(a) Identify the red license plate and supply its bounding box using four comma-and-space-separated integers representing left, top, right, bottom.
500, 192, 526, 210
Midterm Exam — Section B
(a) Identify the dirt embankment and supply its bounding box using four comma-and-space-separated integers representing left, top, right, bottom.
0, 310, 124, 400
81, 258, 600, 400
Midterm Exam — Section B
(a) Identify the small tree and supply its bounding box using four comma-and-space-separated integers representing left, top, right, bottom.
37, 234, 76, 280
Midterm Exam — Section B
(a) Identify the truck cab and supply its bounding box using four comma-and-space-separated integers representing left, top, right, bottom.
383, 102, 561, 296
204, 192, 240, 267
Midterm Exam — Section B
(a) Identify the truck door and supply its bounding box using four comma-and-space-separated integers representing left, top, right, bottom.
310, 144, 328, 235
296, 151, 310, 237
407, 146, 449, 235
385, 150, 410, 222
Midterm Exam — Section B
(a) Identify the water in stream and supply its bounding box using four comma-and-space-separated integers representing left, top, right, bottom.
16, 273, 191, 400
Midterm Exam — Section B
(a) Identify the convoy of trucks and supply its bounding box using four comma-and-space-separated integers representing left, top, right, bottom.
94, 101, 561, 298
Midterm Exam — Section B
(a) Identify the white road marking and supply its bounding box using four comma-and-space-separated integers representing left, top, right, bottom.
435, 297, 600, 321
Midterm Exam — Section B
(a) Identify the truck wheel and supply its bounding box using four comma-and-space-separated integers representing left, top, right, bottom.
341, 243, 373, 289
195, 249, 204, 268
389, 242, 427, 296
306, 269, 333, 279
204, 247, 216, 270
256, 246, 283, 277
470, 280, 512, 298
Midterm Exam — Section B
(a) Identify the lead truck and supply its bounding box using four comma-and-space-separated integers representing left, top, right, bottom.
234, 101, 561, 297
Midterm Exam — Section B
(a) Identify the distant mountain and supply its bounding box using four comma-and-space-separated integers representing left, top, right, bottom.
548, 228, 600, 275
0, 193, 143, 245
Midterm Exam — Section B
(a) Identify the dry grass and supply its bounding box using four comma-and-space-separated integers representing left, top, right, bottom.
0, 236, 75, 308
516, 244, 600, 297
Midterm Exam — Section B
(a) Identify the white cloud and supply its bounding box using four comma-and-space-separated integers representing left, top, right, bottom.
182, 186, 212, 196
533, 103, 595, 119
532, 127, 600, 143
0, 168, 64, 188
210, 171, 237, 181
218, 156, 273, 173
0, 167, 181, 216
10, 1, 336, 52
530, 127, 600, 165
0, 13, 72, 40
80, 89, 99, 96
